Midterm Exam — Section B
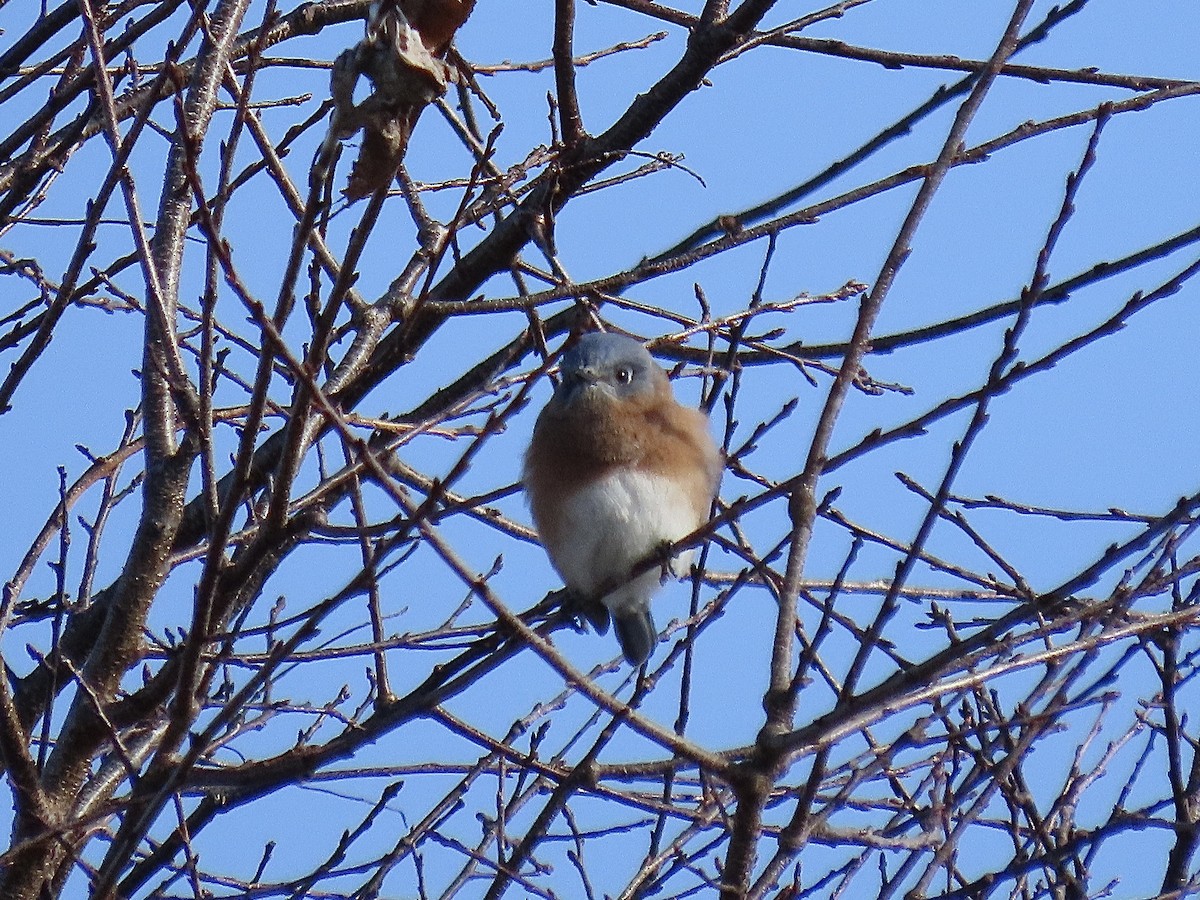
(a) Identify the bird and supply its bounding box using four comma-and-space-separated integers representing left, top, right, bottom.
524, 332, 722, 665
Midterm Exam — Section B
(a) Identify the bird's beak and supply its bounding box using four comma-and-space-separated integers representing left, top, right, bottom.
557, 366, 602, 403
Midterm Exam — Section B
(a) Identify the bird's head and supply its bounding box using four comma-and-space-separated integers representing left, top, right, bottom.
553, 332, 665, 407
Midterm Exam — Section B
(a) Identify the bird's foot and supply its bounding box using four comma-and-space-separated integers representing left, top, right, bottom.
654, 539, 681, 583
561, 589, 611, 635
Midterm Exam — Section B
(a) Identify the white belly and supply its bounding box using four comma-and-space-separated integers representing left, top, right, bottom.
547, 469, 701, 614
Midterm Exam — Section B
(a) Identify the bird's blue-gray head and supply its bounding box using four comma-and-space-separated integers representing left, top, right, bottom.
554, 332, 664, 405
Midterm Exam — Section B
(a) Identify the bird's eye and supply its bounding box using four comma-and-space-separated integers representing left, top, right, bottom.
615, 366, 633, 385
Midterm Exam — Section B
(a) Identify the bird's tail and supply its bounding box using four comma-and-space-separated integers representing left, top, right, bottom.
613, 607, 657, 666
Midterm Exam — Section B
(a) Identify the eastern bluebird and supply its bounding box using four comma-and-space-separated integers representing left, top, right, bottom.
524, 332, 722, 665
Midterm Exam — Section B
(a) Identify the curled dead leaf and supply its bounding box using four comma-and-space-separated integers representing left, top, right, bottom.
331, 0, 477, 199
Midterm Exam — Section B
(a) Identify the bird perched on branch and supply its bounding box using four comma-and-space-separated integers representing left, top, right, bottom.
524, 332, 721, 665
